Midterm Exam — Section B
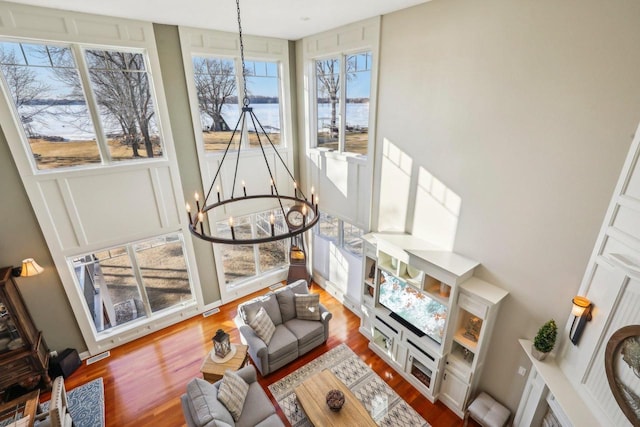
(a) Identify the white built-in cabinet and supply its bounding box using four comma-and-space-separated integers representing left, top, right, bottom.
359, 233, 508, 416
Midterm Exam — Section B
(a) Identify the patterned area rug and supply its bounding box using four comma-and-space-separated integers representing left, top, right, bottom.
268, 344, 430, 427
42, 377, 105, 427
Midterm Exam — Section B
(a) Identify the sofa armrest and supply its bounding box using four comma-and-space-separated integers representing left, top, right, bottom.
239, 325, 268, 357
235, 364, 258, 384
319, 303, 332, 323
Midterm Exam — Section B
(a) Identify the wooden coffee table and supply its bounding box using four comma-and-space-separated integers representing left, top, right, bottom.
200, 344, 249, 383
294, 369, 377, 426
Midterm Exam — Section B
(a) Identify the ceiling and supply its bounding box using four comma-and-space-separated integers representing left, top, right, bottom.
7, 0, 430, 40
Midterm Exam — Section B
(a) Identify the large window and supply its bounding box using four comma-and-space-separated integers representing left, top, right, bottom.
70, 234, 192, 333
192, 55, 282, 153
315, 212, 364, 256
216, 209, 288, 287
0, 40, 164, 170
315, 51, 371, 156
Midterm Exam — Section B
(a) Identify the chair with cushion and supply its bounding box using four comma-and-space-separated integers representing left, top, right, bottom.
34, 376, 73, 427
181, 365, 284, 427
463, 391, 510, 427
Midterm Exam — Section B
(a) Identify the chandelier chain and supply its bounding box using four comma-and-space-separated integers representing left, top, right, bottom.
235, 0, 249, 105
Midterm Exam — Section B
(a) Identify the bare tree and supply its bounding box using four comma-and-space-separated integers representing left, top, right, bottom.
193, 58, 237, 132
316, 57, 357, 140
46, 48, 157, 158
0, 48, 52, 137
85, 50, 156, 158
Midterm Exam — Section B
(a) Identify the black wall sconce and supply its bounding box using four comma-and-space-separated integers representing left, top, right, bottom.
569, 295, 593, 345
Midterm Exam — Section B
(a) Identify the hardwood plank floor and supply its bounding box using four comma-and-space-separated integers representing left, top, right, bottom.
41, 282, 480, 426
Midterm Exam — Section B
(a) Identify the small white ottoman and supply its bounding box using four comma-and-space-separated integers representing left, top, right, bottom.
463, 392, 510, 427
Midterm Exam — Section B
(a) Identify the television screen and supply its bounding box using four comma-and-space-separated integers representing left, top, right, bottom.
378, 271, 447, 344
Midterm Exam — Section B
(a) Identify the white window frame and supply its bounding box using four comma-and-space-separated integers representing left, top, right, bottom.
315, 212, 364, 257
312, 51, 372, 155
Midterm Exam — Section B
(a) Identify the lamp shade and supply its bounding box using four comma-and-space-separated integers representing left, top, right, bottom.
571, 296, 591, 316
20, 258, 43, 277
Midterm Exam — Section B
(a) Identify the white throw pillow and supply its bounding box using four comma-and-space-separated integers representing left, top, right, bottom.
249, 306, 276, 344
217, 370, 249, 421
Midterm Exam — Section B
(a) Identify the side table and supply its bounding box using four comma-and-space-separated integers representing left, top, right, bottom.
200, 344, 249, 383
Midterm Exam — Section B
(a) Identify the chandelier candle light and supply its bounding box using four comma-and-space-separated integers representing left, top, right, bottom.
186, 0, 319, 245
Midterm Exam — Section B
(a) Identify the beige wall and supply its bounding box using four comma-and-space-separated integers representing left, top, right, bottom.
153, 23, 220, 305
0, 126, 85, 352
374, 0, 640, 410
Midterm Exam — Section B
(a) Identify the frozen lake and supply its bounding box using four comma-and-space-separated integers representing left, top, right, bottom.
20, 102, 370, 140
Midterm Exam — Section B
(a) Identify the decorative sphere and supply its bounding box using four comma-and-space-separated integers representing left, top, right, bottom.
326, 389, 345, 412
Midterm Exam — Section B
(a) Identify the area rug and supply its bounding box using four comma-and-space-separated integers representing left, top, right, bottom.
41, 377, 105, 427
268, 344, 430, 427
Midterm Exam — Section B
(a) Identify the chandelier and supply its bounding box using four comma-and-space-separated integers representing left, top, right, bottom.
185, 0, 319, 245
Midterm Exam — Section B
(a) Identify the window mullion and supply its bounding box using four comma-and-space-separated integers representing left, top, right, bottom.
72, 45, 111, 164
252, 215, 261, 275
339, 56, 347, 152
127, 245, 153, 318
235, 57, 247, 148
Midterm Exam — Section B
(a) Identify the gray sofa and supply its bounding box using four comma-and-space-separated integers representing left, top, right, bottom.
235, 280, 332, 376
181, 365, 284, 427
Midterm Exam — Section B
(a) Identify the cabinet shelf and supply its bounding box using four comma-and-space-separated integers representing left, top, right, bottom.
454, 329, 479, 352
424, 283, 450, 305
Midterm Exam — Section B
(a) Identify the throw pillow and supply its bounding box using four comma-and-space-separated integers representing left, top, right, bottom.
240, 294, 282, 326
249, 306, 276, 344
185, 377, 235, 427
295, 293, 321, 320
276, 280, 310, 322
217, 370, 250, 422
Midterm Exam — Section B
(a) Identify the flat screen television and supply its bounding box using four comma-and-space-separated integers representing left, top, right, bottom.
378, 270, 447, 344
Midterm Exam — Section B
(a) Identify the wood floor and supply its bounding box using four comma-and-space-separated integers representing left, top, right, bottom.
42, 283, 480, 427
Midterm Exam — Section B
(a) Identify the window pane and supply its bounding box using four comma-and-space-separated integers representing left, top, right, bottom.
217, 216, 256, 284
316, 58, 340, 150
71, 248, 145, 332
256, 211, 287, 273
0, 42, 101, 170
316, 212, 340, 242
245, 60, 281, 148
134, 236, 192, 313
345, 52, 371, 155
85, 49, 163, 162
343, 221, 364, 255
192, 56, 239, 152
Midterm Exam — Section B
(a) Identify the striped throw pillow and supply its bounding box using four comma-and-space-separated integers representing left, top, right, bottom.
295, 293, 321, 320
217, 369, 249, 421
249, 306, 275, 344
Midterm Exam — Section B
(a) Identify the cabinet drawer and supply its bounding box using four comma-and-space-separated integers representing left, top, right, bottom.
458, 293, 488, 319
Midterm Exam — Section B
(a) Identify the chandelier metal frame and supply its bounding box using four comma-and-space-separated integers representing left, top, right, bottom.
186, 0, 319, 245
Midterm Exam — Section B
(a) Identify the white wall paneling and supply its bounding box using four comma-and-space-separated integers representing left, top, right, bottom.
551, 120, 640, 425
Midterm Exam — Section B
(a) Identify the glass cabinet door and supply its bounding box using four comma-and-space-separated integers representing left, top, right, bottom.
0, 297, 25, 354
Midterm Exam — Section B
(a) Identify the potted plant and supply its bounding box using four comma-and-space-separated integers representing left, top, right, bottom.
532, 319, 557, 361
